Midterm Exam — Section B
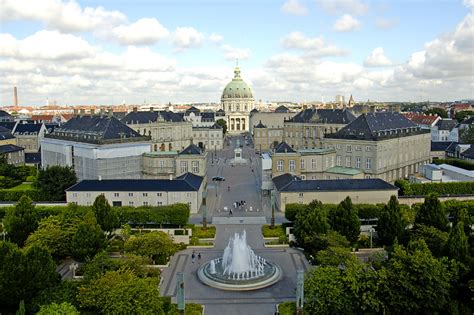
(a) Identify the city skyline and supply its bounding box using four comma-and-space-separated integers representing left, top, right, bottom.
0, 0, 473, 106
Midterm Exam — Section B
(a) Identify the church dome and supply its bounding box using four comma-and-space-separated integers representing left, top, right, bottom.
221, 67, 253, 100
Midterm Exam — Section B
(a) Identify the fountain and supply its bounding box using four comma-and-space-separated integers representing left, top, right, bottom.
197, 230, 282, 291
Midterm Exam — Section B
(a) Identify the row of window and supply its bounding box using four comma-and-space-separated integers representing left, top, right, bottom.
333, 144, 371, 152
276, 158, 333, 171
336, 156, 372, 169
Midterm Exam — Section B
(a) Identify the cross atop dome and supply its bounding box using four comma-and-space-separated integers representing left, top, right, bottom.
234, 66, 241, 79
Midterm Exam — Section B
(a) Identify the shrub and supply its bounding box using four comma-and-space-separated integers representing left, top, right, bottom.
432, 158, 474, 170
278, 302, 296, 315
396, 180, 474, 196
192, 225, 216, 238
115, 204, 190, 226
262, 225, 286, 238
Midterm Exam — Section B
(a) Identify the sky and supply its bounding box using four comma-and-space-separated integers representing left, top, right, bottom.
0, 0, 473, 106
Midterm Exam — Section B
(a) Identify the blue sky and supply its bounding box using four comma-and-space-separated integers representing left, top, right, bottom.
0, 0, 473, 105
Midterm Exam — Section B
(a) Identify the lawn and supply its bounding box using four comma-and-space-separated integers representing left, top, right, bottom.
261, 224, 286, 238
192, 225, 216, 238
7, 183, 35, 191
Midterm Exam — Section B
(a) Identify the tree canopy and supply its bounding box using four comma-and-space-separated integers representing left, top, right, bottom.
216, 119, 227, 134
3, 195, 38, 246
376, 195, 405, 246
35, 166, 77, 201
70, 211, 106, 261
425, 108, 448, 118
415, 194, 448, 231
124, 231, 178, 264
328, 197, 360, 243
92, 194, 117, 233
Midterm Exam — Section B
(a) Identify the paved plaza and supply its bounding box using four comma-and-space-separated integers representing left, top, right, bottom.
160, 136, 309, 315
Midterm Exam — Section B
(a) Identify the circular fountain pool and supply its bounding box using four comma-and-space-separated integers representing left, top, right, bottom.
197, 231, 282, 291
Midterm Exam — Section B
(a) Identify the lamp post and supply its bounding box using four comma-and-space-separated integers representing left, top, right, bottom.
177, 272, 185, 315
270, 189, 275, 229
296, 270, 304, 315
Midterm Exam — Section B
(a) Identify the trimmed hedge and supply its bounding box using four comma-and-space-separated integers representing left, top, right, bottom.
432, 158, 474, 171
285, 204, 306, 221
0, 189, 46, 201
115, 203, 190, 226
395, 179, 474, 196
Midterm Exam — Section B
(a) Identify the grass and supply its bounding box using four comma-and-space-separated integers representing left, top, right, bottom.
7, 183, 34, 191
262, 224, 286, 238
192, 225, 216, 238
168, 303, 203, 314
278, 302, 296, 315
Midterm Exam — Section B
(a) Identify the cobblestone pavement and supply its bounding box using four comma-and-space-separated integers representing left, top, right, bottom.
160, 136, 309, 315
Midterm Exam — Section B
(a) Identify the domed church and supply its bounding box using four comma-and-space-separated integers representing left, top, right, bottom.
221, 66, 255, 134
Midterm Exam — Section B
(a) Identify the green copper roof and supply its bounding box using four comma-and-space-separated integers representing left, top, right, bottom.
221, 67, 254, 99
144, 151, 179, 156
298, 148, 335, 155
325, 166, 363, 175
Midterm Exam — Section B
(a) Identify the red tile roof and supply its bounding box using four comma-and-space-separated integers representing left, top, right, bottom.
31, 114, 54, 121
403, 113, 439, 126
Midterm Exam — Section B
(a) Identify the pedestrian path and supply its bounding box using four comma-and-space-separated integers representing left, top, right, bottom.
212, 216, 267, 225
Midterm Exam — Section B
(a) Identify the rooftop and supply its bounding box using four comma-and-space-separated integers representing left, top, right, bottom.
0, 144, 24, 154
274, 141, 296, 153
287, 108, 356, 124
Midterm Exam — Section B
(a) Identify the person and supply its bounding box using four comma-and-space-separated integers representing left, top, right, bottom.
191, 251, 196, 263
228, 186, 230, 191
198, 253, 202, 262
230, 208, 233, 216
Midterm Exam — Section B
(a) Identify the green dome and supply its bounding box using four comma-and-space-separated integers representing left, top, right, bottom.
221, 67, 253, 99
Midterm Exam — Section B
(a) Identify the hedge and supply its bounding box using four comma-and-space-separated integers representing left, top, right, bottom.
115, 203, 190, 226
0, 189, 46, 201
285, 204, 307, 221
395, 179, 474, 196
432, 158, 474, 171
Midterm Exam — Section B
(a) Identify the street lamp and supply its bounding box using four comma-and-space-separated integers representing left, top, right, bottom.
202, 190, 208, 230
270, 189, 276, 228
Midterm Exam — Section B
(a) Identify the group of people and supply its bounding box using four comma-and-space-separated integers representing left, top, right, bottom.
233, 200, 246, 209
191, 251, 202, 263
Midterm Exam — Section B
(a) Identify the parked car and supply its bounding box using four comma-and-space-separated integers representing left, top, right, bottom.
212, 176, 226, 181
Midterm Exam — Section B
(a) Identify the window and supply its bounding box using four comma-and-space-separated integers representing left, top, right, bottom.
301, 175, 306, 180
299, 193, 304, 198
300, 159, 305, 170
157, 192, 162, 197
346, 144, 352, 152
159, 160, 165, 167
336, 144, 341, 150
366, 158, 372, 170
311, 159, 316, 169
289, 160, 296, 171
86, 193, 91, 197
157, 201, 163, 206
114, 192, 119, 197
365, 146, 371, 152
277, 160, 284, 171
356, 157, 361, 168
192, 161, 199, 173
336, 155, 342, 166
129, 193, 133, 197
180, 161, 188, 173
86, 201, 91, 206
355, 145, 362, 151
346, 156, 351, 167
143, 201, 149, 206
129, 201, 134, 206
72, 193, 77, 197
143, 193, 148, 197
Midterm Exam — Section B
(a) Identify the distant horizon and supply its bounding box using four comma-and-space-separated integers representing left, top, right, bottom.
1, 0, 473, 105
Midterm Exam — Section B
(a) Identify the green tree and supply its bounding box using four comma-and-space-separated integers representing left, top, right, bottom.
37, 302, 80, 315
415, 194, 448, 231
4, 195, 38, 246
293, 200, 330, 254
16, 300, 25, 315
379, 240, 457, 314
35, 166, 77, 201
455, 110, 474, 121
77, 268, 167, 314
329, 197, 360, 243
70, 211, 106, 261
29, 281, 81, 314
91, 194, 117, 233
216, 118, 227, 134
376, 195, 405, 246
304, 261, 381, 314
314, 246, 357, 267
447, 222, 470, 263
460, 126, 474, 144
0, 241, 59, 308
425, 108, 448, 118
411, 224, 448, 257
25, 216, 80, 259
124, 231, 178, 264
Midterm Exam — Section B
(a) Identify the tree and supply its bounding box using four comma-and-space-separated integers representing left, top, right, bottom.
304, 261, 381, 314
124, 231, 178, 264
29, 281, 81, 314
37, 302, 80, 315
425, 108, 448, 118
0, 241, 59, 308
314, 246, 357, 267
77, 268, 167, 314
3, 195, 38, 246
35, 165, 77, 201
411, 224, 448, 257
447, 222, 470, 263
216, 118, 227, 134
415, 194, 448, 231
293, 200, 330, 254
70, 211, 106, 261
376, 195, 405, 246
460, 126, 474, 144
92, 194, 117, 233
379, 240, 457, 314
455, 110, 474, 121
25, 215, 80, 259
329, 197, 360, 243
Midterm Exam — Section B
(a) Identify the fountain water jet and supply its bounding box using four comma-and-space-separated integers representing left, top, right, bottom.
197, 230, 282, 291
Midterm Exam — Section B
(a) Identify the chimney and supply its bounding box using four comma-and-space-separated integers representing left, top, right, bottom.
150, 107, 154, 112
370, 105, 376, 113
80, 109, 86, 117
169, 174, 173, 180
100, 108, 105, 117
108, 108, 113, 117
90, 109, 95, 115
98, 176, 102, 181
73, 108, 79, 116
362, 106, 369, 115
13, 87, 18, 107
133, 107, 138, 112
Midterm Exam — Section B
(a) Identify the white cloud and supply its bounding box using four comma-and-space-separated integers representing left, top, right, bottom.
281, 0, 308, 16
222, 45, 251, 61
0, 30, 95, 60
281, 31, 349, 57
172, 27, 205, 50
334, 14, 360, 32
364, 47, 392, 67
110, 18, 169, 45
464, 0, 474, 8
375, 17, 399, 30
0, 0, 126, 32
316, 0, 369, 15
209, 33, 224, 43
122, 47, 176, 71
